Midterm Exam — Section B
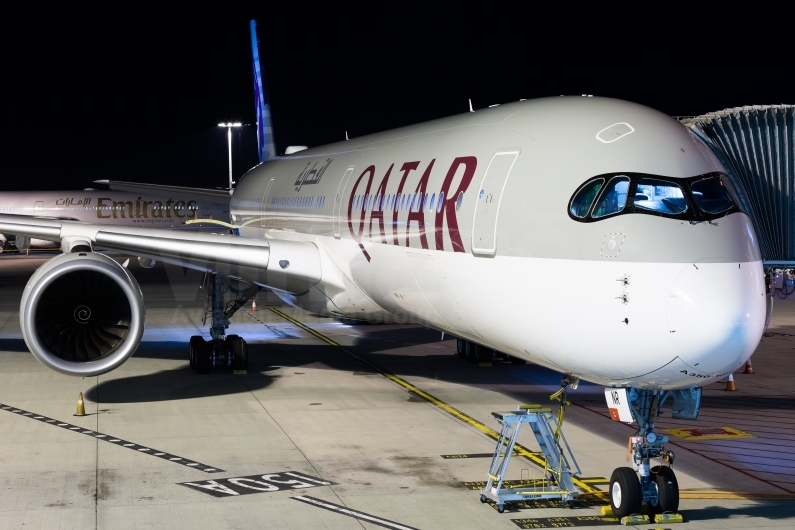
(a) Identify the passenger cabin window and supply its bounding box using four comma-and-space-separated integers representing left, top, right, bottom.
690, 177, 734, 214
592, 176, 629, 218
634, 178, 687, 214
570, 178, 604, 218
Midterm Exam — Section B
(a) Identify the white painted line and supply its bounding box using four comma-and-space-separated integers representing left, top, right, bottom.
0, 405, 224, 474
292, 496, 419, 530
286, 472, 332, 485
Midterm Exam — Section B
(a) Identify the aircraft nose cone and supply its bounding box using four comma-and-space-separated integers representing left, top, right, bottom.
667, 260, 765, 374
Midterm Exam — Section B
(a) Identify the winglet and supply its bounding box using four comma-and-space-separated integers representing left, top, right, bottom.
251, 20, 276, 163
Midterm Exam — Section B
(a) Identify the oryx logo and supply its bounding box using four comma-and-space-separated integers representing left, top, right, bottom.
611, 391, 621, 405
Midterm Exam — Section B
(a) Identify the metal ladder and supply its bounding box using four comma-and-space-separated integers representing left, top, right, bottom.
480, 404, 581, 513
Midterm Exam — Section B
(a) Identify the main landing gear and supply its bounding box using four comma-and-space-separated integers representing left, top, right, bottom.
608, 388, 688, 518
189, 273, 260, 374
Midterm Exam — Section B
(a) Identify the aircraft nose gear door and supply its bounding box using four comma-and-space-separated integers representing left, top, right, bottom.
471, 150, 519, 256
333, 166, 356, 239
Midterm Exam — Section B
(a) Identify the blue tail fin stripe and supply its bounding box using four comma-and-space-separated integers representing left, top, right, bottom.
250, 20, 276, 163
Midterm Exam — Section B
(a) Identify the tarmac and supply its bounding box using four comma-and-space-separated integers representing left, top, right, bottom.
0, 253, 794, 529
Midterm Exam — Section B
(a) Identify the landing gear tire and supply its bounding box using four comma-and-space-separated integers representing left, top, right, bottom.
649, 466, 679, 514
464, 341, 479, 363
191, 337, 211, 374
610, 467, 641, 518
456, 338, 466, 358
509, 356, 527, 365
227, 335, 249, 370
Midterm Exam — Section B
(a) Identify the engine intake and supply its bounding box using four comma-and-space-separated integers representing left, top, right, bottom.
20, 252, 145, 376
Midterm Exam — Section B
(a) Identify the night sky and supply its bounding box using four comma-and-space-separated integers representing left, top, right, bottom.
2, 2, 792, 192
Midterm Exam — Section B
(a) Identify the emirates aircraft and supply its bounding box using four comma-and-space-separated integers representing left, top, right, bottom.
0, 20, 765, 519
0, 181, 230, 251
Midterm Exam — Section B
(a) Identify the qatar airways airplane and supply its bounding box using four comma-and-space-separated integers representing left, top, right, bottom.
0, 20, 765, 518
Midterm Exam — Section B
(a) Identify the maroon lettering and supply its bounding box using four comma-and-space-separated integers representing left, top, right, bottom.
435, 156, 477, 252
392, 162, 420, 246
347, 166, 375, 261
405, 160, 434, 250
368, 164, 393, 244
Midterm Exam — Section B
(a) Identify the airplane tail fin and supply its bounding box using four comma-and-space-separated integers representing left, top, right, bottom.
250, 20, 276, 163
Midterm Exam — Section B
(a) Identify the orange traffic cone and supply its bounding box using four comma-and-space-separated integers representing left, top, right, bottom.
74, 392, 86, 416
251, 299, 257, 311
725, 373, 736, 391
743, 359, 755, 374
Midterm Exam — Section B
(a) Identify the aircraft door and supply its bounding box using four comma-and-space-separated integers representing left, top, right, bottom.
261, 178, 275, 227
471, 150, 519, 256
333, 166, 356, 239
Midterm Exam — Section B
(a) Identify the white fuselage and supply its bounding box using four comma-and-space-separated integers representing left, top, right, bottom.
230, 97, 765, 390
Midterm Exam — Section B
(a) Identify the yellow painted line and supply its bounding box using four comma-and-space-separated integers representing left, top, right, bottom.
268, 307, 795, 503
268, 307, 605, 498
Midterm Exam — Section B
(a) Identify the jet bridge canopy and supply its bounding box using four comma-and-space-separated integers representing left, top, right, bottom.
682, 106, 795, 263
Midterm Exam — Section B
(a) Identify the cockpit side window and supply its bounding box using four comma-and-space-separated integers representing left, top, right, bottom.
634, 178, 687, 214
690, 176, 734, 214
569, 178, 604, 218
592, 176, 630, 218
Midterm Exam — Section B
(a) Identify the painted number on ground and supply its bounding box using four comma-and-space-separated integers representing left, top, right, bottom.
179, 471, 335, 497
512, 516, 619, 528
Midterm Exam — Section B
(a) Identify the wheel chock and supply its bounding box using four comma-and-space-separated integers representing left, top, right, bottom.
232, 370, 247, 375
621, 514, 649, 525
74, 392, 86, 417
600, 505, 613, 516
655, 513, 684, 523
478, 362, 492, 367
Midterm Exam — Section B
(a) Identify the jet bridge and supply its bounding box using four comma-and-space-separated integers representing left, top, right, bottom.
682, 105, 795, 264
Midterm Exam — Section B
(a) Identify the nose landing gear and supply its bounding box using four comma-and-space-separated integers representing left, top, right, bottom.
189, 273, 258, 374
607, 388, 690, 518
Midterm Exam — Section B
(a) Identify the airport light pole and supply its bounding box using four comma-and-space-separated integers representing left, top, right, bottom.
218, 122, 242, 194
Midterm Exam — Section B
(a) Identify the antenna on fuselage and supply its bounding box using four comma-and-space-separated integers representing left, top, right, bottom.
345, 131, 349, 140
469, 99, 474, 112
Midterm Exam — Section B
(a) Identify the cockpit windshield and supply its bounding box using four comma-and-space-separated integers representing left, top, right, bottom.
690, 177, 734, 214
634, 178, 687, 214
567, 172, 738, 223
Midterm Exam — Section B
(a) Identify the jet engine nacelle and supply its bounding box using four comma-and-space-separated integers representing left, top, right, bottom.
20, 252, 145, 376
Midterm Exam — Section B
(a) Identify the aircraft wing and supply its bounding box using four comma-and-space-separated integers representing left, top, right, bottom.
0, 214, 320, 294
94, 180, 232, 201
